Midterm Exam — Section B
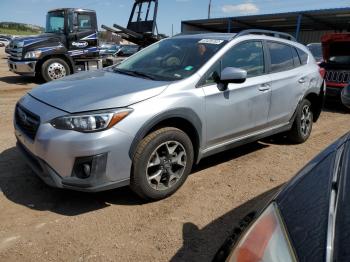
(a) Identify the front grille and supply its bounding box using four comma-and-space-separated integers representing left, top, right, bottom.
15, 105, 40, 140
325, 70, 350, 84
8, 41, 23, 60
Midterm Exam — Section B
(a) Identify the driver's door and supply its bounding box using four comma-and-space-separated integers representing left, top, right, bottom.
67, 11, 98, 55
201, 41, 271, 148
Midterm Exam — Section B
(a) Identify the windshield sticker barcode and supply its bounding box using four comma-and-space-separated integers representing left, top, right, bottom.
198, 39, 224, 45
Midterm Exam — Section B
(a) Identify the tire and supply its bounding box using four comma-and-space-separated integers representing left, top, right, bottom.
41, 58, 70, 82
288, 99, 313, 144
130, 127, 194, 201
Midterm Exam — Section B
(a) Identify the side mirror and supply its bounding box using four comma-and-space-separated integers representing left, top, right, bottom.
217, 67, 247, 91
341, 84, 350, 109
220, 67, 247, 84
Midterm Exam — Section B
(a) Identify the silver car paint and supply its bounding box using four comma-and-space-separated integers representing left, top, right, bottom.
29, 70, 172, 112
14, 33, 323, 191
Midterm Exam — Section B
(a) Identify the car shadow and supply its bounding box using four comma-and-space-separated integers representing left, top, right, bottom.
193, 141, 269, 173
0, 75, 43, 85
0, 141, 271, 216
170, 185, 281, 262
0, 146, 145, 216
323, 101, 349, 114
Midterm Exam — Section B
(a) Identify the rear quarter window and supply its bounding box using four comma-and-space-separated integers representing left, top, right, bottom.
297, 48, 308, 65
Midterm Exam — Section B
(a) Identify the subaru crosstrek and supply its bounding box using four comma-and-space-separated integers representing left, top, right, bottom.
14, 30, 325, 200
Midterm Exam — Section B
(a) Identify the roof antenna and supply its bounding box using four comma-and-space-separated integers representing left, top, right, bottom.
208, 0, 212, 19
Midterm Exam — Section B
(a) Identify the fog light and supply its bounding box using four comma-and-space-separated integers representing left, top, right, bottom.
83, 163, 91, 177
72, 153, 108, 180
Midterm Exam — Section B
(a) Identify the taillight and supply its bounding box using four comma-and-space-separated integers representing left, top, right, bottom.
228, 203, 296, 262
319, 67, 326, 79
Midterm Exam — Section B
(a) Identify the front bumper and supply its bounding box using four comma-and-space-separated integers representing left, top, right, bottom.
14, 96, 134, 192
8, 59, 37, 76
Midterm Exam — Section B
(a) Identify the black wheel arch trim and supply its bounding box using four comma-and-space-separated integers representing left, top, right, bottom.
128, 108, 203, 162
291, 82, 325, 124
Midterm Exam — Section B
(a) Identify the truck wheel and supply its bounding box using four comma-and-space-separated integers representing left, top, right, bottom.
130, 127, 194, 201
41, 58, 70, 82
288, 99, 313, 144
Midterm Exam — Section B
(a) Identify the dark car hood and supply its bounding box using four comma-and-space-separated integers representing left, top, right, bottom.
13, 33, 60, 47
29, 70, 170, 113
275, 132, 350, 262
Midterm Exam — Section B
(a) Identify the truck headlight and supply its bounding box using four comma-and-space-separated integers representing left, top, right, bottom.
24, 50, 42, 59
228, 203, 296, 262
50, 109, 132, 132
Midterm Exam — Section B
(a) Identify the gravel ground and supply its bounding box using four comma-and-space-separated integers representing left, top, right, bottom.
0, 48, 349, 262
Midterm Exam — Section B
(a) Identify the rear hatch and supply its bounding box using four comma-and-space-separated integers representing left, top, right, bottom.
322, 33, 350, 88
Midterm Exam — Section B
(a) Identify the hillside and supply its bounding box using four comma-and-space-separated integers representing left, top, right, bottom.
0, 22, 44, 35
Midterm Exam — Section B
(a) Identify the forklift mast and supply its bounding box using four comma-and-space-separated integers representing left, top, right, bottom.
128, 0, 158, 35
101, 0, 165, 48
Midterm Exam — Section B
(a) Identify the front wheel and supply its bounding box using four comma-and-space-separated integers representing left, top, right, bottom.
41, 58, 70, 82
288, 99, 313, 143
130, 127, 194, 201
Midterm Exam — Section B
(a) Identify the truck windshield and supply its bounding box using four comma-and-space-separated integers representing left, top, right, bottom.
114, 37, 227, 81
46, 11, 65, 33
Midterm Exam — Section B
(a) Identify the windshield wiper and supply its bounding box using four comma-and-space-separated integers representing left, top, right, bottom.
113, 68, 156, 80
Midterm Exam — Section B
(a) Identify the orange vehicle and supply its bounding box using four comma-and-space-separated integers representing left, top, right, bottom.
321, 33, 350, 100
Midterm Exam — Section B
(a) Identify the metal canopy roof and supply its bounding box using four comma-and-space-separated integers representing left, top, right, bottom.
182, 8, 350, 35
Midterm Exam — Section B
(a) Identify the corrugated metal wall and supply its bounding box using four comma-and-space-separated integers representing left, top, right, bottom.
286, 30, 334, 44
182, 23, 335, 44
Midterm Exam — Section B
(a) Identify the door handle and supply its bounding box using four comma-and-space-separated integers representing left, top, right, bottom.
298, 78, 306, 84
258, 83, 271, 91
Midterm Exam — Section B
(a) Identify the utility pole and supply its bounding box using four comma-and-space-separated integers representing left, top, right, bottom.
208, 0, 212, 19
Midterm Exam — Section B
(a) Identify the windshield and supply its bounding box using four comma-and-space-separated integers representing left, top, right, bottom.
46, 11, 65, 33
114, 38, 227, 81
307, 43, 322, 61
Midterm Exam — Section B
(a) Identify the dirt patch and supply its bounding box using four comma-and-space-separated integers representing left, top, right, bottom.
0, 47, 349, 261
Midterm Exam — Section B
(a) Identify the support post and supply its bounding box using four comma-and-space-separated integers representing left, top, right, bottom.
295, 14, 303, 41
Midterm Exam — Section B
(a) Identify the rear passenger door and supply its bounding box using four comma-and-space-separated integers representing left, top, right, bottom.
266, 41, 307, 125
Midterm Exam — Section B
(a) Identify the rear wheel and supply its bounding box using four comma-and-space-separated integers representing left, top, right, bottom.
41, 58, 70, 82
288, 99, 313, 143
130, 127, 194, 201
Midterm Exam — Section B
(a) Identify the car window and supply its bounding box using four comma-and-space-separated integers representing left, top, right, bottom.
291, 47, 301, 67
200, 61, 221, 86
222, 41, 265, 78
297, 48, 308, 65
77, 14, 92, 30
116, 38, 227, 81
268, 42, 294, 73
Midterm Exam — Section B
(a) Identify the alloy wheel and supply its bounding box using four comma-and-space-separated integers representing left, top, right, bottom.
300, 104, 312, 136
146, 141, 187, 191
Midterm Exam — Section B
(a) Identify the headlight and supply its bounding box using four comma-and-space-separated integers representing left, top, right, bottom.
228, 203, 296, 262
24, 50, 42, 59
50, 109, 132, 132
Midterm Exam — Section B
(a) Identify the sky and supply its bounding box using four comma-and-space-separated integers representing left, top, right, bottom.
0, 0, 349, 36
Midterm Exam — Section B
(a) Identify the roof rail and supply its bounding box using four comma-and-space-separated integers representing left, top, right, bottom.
234, 29, 296, 41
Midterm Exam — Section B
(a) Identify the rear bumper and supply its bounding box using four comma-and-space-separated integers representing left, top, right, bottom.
326, 86, 344, 100
8, 60, 37, 76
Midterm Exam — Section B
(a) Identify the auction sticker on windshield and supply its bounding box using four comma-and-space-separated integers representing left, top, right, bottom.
198, 39, 224, 45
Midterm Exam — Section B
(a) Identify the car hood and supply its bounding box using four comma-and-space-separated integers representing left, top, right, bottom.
29, 69, 171, 113
12, 33, 61, 47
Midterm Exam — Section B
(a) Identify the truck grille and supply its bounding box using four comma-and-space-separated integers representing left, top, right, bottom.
15, 105, 40, 140
325, 70, 350, 84
8, 41, 23, 60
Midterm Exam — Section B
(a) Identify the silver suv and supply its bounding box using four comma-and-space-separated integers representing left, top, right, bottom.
14, 30, 324, 200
